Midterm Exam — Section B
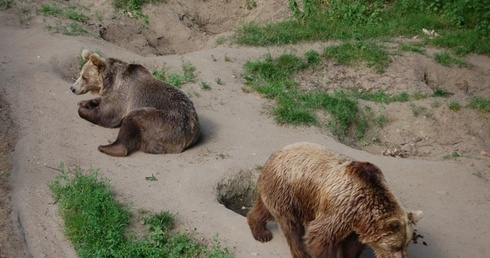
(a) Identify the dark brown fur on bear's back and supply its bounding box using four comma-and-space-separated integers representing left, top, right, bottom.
345, 161, 398, 215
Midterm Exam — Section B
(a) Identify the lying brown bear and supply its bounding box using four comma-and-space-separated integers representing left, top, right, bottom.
70, 50, 200, 157
247, 142, 422, 258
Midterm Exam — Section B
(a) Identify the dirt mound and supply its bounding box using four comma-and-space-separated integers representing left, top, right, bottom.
92, 0, 290, 55
296, 47, 490, 169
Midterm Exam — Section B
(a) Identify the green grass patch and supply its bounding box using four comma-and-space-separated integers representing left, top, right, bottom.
235, 0, 490, 56
0, 0, 14, 10
410, 103, 430, 117
40, 3, 90, 36
443, 151, 461, 160
65, 4, 90, 22
432, 88, 453, 97
215, 77, 223, 85
49, 165, 231, 258
200, 81, 212, 91
323, 41, 390, 73
40, 4, 63, 17
152, 60, 196, 89
434, 51, 469, 67
399, 43, 426, 55
244, 51, 383, 142
348, 90, 411, 104
448, 101, 461, 111
466, 97, 490, 112
113, 0, 166, 25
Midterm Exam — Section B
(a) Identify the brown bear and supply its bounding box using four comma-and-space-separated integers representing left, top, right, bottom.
70, 50, 200, 157
247, 142, 422, 258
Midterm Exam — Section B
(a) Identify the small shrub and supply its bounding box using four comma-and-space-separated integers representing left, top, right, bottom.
443, 151, 461, 160
448, 101, 461, 111
200, 81, 211, 91
0, 0, 14, 10
410, 103, 429, 117
215, 77, 223, 85
432, 88, 452, 97
431, 100, 441, 108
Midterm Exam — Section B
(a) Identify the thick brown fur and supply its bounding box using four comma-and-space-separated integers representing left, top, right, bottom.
247, 142, 422, 258
70, 50, 200, 157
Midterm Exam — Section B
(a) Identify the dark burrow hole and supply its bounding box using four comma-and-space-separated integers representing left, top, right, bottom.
216, 168, 260, 217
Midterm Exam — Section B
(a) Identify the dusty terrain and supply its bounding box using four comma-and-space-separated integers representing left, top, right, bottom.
0, 0, 489, 257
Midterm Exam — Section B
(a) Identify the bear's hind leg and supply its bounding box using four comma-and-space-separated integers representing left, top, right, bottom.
247, 195, 273, 242
98, 116, 142, 157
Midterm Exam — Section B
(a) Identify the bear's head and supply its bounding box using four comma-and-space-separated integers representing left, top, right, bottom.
360, 211, 422, 258
365, 210, 422, 258
70, 50, 105, 95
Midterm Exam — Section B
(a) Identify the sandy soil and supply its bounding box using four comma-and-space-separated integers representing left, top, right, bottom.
0, 1, 489, 257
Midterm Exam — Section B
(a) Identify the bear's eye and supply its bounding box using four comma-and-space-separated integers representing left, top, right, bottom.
391, 245, 402, 252
82, 76, 88, 81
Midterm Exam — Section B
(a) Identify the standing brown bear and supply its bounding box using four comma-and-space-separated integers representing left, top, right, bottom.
247, 142, 422, 258
70, 50, 200, 157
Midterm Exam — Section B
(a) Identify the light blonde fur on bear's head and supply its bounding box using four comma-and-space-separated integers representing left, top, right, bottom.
70, 50, 104, 95
365, 209, 422, 258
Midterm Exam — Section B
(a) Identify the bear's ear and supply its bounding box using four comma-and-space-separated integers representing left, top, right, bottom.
408, 210, 423, 225
81, 49, 90, 61
89, 53, 105, 70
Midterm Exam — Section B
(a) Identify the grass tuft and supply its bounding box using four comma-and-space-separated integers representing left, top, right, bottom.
448, 101, 461, 111
323, 41, 390, 73
152, 60, 196, 89
466, 97, 490, 112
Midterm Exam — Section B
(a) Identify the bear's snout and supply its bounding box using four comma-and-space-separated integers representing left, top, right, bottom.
70, 86, 76, 93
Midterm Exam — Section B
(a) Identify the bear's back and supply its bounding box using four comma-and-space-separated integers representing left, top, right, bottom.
258, 142, 397, 218
111, 63, 197, 115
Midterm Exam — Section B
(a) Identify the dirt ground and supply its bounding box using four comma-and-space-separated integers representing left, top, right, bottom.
0, 0, 489, 257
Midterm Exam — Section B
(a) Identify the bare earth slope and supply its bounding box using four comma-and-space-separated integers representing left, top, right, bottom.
0, 3, 489, 258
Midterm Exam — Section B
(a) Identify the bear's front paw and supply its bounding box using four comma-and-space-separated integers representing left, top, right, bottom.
252, 229, 273, 243
79, 99, 100, 109
78, 100, 90, 108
